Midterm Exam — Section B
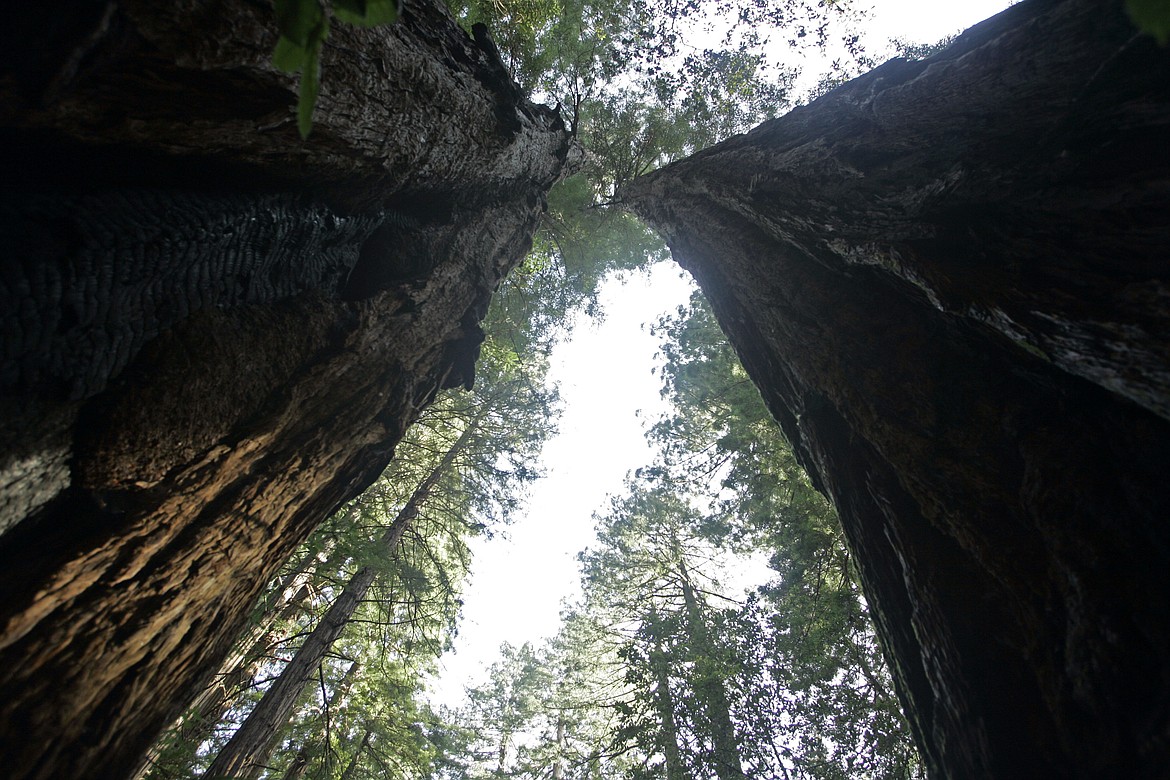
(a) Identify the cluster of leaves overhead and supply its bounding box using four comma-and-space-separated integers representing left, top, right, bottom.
440, 0, 862, 327
448, 293, 923, 779
647, 295, 920, 775
447, 0, 831, 191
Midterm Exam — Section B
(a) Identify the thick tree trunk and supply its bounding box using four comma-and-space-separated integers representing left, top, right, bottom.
0, 2, 574, 778
625, 0, 1170, 777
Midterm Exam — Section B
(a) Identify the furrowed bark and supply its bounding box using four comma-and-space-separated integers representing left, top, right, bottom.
625, 0, 1170, 776
0, 2, 575, 778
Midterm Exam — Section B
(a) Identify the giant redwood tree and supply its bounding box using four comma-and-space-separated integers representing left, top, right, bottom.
0, 2, 575, 778
625, 0, 1170, 776
1, 0, 1168, 778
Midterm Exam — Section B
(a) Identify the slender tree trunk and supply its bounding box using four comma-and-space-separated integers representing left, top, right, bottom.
648, 608, 685, 780
137, 547, 330, 779
136, 619, 292, 780
278, 752, 309, 780
202, 424, 477, 779
496, 734, 510, 777
272, 664, 360, 780
677, 559, 744, 780
625, 0, 1170, 775
276, 659, 362, 780
552, 717, 565, 780
0, 2, 575, 778
337, 728, 373, 780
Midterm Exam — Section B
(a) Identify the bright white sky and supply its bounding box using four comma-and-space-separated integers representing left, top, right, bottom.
430, 0, 1012, 709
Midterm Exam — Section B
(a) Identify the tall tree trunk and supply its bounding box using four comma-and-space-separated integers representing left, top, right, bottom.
135, 586, 310, 780
552, 717, 565, 780
677, 559, 744, 780
648, 607, 685, 780
202, 423, 476, 779
0, 2, 575, 778
180, 538, 339, 729
276, 659, 363, 780
279, 752, 310, 780
625, 0, 1170, 776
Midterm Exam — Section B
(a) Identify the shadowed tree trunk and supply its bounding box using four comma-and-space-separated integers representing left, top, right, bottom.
0, 2, 575, 779
625, 0, 1170, 776
4, 0, 1168, 777
337, 728, 373, 780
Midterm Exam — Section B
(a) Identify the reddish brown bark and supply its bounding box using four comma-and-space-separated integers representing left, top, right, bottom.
0, 2, 574, 779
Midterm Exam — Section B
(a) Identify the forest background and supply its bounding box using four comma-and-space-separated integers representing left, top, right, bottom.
137, 0, 1010, 778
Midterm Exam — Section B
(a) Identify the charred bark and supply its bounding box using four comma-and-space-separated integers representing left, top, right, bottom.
0, 2, 574, 779
625, 0, 1170, 776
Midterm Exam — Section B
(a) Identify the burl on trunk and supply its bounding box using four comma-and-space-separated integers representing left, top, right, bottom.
626, 0, 1170, 776
0, 1, 574, 778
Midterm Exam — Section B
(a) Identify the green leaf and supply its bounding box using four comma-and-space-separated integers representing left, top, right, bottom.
297, 39, 322, 139
1127, 0, 1170, 44
272, 35, 307, 73
269, 5, 328, 139
333, 0, 399, 26
274, 0, 325, 46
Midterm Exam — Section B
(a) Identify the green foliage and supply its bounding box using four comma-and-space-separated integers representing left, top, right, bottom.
442, 0, 860, 327
488, 173, 669, 346
272, 0, 329, 139
270, 0, 400, 139
333, 0, 401, 26
195, 1, 949, 775
646, 294, 921, 778
450, 293, 921, 780
1127, 0, 1170, 44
